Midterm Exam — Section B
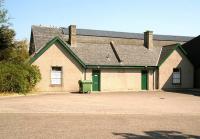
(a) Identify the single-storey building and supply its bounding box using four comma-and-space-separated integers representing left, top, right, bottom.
29, 25, 194, 92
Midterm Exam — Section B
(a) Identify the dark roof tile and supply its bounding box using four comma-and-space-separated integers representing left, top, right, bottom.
62, 27, 193, 41
31, 25, 193, 67
71, 43, 161, 66
158, 44, 177, 65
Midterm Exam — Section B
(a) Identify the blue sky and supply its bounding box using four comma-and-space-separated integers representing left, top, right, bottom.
5, 0, 200, 40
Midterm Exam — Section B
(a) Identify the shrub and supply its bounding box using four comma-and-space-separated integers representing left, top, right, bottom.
0, 61, 41, 94
23, 64, 41, 90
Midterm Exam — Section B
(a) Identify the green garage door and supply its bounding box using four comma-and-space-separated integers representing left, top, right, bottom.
92, 70, 100, 91
141, 70, 148, 90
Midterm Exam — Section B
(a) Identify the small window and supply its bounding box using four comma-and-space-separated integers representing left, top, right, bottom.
51, 67, 62, 85
172, 68, 181, 84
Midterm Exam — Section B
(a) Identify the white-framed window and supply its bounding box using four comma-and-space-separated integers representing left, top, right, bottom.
172, 68, 181, 84
51, 67, 62, 85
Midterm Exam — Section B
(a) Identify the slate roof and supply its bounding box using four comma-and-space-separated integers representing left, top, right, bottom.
111, 45, 161, 66
61, 27, 193, 41
182, 35, 200, 67
71, 44, 161, 66
71, 43, 119, 65
32, 26, 66, 51
31, 25, 192, 67
157, 44, 177, 66
32, 25, 194, 51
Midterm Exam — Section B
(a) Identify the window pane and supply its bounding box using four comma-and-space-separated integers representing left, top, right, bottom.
173, 73, 180, 78
172, 68, 181, 84
51, 71, 61, 78
173, 79, 180, 84
51, 79, 61, 85
51, 67, 62, 85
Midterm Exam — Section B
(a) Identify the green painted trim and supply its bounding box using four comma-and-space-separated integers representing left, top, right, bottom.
86, 65, 158, 69
141, 70, 148, 90
30, 36, 165, 69
29, 37, 86, 68
92, 70, 101, 91
158, 43, 190, 67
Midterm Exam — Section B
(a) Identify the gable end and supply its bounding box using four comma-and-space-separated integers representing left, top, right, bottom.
158, 44, 190, 67
29, 37, 86, 68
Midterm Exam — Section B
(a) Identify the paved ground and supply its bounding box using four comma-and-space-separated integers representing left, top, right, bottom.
0, 91, 200, 115
0, 114, 200, 139
0, 91, 200, 138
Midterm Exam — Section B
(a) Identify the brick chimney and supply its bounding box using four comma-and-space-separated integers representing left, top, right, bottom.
69, 25, 77, 47
144, 31, 153, 49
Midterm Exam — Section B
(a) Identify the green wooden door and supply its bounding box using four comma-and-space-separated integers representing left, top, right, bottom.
92, 70, 100, 91
141, 70, 148, 90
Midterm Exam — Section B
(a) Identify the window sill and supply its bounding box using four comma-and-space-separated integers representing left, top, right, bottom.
50, 84, 62, 87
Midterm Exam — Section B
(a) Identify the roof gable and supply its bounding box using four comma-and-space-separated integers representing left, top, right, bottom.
30, 37, 86, 68
158, 44, 189, 67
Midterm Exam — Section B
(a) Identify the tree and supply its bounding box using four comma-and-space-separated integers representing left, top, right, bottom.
1, 40, 29, 63
0, 0, 15, 58
0, 0, 9, 27
0, 26, 15, 50
0, 0, 28, 62
0, 0, 41, 94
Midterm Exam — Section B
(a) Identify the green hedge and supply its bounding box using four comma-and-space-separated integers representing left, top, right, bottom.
0, 62, 41, 94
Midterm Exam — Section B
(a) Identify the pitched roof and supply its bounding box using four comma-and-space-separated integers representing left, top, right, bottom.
71, 43, 119, 66
112, 45, 161, 66
182, 35, 200, 67
30, 37, 86, 67
32, 26, 66, 51
157, 44, 189, 67
31, 25, 193, 67
158, 44, 177, 66
62, 27, 193, 41
32, 25, 194, 51
71, 44, 161, 66
30, 36, 190, 68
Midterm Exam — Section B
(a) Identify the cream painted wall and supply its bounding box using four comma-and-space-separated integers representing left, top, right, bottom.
85, 68, 159, 91
85, 69, 142, 91
159, 49, 194, 89
32, 43, 84, 92
101, 69, 142, 91
32, 42, 193, 92
148, 69, 156, 91
85, 69, 92, 80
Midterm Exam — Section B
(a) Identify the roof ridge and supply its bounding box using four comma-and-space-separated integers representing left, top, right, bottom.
162, 43, 179, 47
32, 25, 194, 38
32, 25, 61, 30
77, 28, 142, 35
32, 24, 194, 42
75, 28, 194, 39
